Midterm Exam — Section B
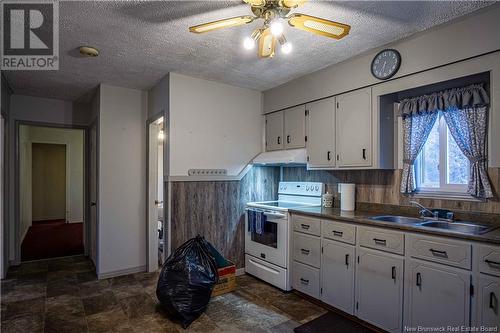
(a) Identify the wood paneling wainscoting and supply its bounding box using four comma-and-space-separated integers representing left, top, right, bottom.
282, 167, 500, 223
170, 166, 280, 268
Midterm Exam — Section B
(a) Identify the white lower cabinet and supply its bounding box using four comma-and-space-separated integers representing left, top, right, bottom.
321, 239, 355, 314
356, 248, 404, 333
292, 261, 320, 298
476, 275, 500, 327
407, 259, 471, 328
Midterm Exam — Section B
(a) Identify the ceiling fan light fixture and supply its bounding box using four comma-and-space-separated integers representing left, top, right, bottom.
270, 20, 284, 36
243, 37, 256, 50
281, 42, 292, 54
258, 28, 276, 58
189, 15, 254, 34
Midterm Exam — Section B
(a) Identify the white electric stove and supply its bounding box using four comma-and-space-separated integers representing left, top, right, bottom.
245, 182, 324, 291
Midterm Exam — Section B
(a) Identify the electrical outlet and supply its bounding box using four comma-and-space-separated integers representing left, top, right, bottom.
188, 169, 227, 176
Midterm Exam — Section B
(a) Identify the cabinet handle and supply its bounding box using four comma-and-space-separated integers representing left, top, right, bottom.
332, 230, 343, 237
485, 259, 500, 267
287, 135, 291, 144
429, 248, 447, 257
392, 266, 396, 281
362, 148, 366, 160
345, 254, 349, 266
327, 151, 331, 161
490, 292, 497, 310
373, 238, 387, 246
300, 278, 309, 285
277, 136, 281, 144
300, 224, 310, 230
416, 272, 422, 287
300, 248, 310, 255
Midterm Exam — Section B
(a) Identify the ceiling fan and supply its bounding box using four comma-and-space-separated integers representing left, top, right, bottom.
189, 0, 350, 58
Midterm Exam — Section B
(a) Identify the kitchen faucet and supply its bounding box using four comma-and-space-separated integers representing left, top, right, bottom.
409, 201, 439, 220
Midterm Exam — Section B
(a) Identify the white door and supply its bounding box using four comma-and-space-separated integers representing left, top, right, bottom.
148, 121, 160, 272
284, 105, 306, 149
306, 98, 335, 168
89, 123, 98, 267
336, 88, 372, 167
265, 111, 284, 151
356, 248, 403, 333
321, 239, 355, 314
407, 259, 470, 327
477, 275, 500, 327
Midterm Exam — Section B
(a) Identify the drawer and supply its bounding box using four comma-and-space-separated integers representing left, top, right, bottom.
293, 232, 321, 268
408, 234, 471, 270
292, 261, 320, 298
293, 215, 321, 236
358, 226, 404, 255
478, 245, 500, 277
322, 220, 356, 245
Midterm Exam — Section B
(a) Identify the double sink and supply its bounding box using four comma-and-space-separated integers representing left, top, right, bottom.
369, 215, 495, 235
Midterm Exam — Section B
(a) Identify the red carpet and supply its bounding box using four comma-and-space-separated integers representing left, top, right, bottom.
21, 220, 84, 261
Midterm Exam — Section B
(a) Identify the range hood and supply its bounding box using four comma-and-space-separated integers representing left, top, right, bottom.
252, 148, 307, 166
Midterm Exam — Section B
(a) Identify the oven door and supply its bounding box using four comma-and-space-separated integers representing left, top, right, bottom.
245, 209, 288, 268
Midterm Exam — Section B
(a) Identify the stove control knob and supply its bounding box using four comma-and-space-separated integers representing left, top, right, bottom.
315, 186, 319, 191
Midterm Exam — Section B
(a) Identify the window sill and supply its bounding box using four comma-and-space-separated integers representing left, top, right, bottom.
411, 191, 486, 202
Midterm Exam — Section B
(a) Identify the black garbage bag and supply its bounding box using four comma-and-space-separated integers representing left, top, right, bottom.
156, 236, 218, 328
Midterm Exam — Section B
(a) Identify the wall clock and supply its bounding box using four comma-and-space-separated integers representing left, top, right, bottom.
371, 49, 401, 80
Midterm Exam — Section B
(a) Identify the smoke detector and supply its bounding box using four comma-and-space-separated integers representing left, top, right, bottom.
79, 46, 99, 57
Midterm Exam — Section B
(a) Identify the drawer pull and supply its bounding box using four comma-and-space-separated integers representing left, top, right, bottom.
391, 266, 396, 281
300, 278, 309, 285
490, 292, 497, 310
300, 224, 310, 230
416, 272, 422, 287
300, 248, 310, 255
332, 230, 343, 237
373, 238, 387, 246
429, 248, 448, 257
345, 254, 349, 266
485, 259, 500, 267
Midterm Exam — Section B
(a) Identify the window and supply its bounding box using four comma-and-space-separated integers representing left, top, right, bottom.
415, 113, 469, 194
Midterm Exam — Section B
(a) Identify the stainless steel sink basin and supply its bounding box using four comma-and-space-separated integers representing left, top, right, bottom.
419, 221, 494, 235
369, 215, 423, 225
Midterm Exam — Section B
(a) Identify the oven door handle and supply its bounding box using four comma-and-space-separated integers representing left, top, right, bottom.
263, 212, 286, 219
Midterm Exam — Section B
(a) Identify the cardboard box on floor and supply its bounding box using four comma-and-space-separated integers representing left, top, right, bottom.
211, 260, 236, 297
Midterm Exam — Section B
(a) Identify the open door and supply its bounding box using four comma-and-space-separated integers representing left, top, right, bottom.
148, 117, 165, 272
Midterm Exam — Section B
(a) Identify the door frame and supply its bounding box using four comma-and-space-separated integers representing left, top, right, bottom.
146, 114, 166, 272
14, 120, 89, 264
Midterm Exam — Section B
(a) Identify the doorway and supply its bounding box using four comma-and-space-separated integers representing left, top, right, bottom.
19, 125, 85, 261
147, 116, 165, 272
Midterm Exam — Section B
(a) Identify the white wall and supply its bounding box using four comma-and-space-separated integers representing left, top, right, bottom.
98, 84, 148, 277
169, 73, 263, 176
264, 5, 500, 113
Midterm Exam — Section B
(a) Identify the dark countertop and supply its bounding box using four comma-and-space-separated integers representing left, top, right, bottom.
289, 206, 500, 245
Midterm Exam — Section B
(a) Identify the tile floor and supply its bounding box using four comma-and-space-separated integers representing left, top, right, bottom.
1, 256, 327, 332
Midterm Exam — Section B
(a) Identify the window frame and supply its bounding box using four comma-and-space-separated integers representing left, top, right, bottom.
415, 113, 469, 194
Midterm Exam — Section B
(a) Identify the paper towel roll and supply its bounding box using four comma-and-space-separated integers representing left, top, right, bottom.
338, 183, 355, 211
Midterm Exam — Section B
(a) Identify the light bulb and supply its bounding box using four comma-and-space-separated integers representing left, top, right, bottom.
270, 20, 284, 36
158, 130, 165, 140
243, 37, 255, 50
281, 42, 292, 54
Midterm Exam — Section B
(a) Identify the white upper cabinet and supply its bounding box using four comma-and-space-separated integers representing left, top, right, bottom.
336, 88, 372, 167
265, 111, 284, 151
284, 105, 306, 149
407, 259, 470, 328
306, 98, 335, 168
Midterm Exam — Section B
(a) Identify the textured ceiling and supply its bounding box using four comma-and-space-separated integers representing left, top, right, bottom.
4, 0, 494, 101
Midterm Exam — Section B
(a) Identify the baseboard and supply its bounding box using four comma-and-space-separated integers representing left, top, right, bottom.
97, 265, 147, 280
67, 219, 83, 224
236, 267, 245, 276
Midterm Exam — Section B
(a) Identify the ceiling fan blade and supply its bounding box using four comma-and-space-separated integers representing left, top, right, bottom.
288, 13, 350, 39
243, 0, 266, 7
258, 28, 276, 58
280, 0, 307, 8
189, 15, 255, 34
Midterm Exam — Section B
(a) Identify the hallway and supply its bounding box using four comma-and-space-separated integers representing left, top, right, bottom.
21, 220, 84, 261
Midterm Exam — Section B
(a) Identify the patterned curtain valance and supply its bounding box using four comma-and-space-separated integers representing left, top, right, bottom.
399, 83, 490, 118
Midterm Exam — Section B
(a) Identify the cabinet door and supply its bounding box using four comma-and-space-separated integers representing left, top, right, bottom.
407, 260, 470, 328
321, 239, 355, 314
356, 248, 403, 333
306, 98, 335, 168
336, 88, 372, 167
284, 105, 306, 149
476, 275, 500, 327
266, 111, 284, 151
